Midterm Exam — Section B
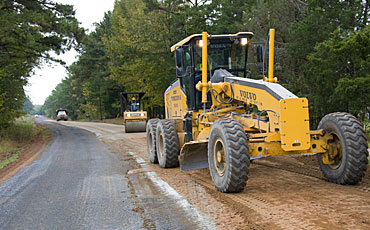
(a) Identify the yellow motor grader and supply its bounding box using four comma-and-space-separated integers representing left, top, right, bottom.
146, 29, 368, 193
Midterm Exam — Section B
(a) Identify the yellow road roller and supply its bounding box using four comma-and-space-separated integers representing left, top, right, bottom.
122, 92, 147, 133
56, 108, 68, 121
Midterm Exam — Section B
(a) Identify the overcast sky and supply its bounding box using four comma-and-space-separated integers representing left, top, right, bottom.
24, 0, 115, 105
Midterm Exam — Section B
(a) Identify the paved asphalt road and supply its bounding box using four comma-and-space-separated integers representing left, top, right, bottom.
0, 117, 213, 230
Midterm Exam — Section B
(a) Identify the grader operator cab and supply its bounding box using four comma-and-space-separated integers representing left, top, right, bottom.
146, 29, 368, 193
122, 92, 147, 133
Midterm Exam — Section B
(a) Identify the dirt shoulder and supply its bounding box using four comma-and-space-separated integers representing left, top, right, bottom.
0, 123, 52, 184
61, 121, 370, 230
108, 132, 370, 230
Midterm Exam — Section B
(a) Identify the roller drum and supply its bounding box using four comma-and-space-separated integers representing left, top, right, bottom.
125, 120, 147, 133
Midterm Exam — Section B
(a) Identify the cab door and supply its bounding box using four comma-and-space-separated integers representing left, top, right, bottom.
165, 79, 187, 119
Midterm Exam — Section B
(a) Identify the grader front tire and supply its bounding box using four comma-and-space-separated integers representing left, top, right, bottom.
208, 118, 250, 193
317, 112, 368, 185
156, 120, 180, 168
146, 119, 159, 164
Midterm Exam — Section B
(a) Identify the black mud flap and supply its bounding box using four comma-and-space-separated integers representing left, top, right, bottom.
178, 141, 208, 171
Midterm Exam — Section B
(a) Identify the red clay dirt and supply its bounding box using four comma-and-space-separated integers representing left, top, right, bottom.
0, 127, 50, 185
105, 131, 370, 230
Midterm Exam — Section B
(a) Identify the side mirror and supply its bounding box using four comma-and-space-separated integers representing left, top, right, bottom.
258, 63, 264, 74
257, 45, 263, 63
175, 48, 184, 77
176, 67, 183, 77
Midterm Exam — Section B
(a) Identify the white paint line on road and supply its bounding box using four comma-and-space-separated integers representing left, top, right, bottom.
127, 152, 217, 230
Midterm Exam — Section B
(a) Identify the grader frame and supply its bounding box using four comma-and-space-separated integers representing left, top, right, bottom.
146, 29, 368, 193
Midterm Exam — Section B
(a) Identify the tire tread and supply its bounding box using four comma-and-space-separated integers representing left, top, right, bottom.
209, 118, 250, 193
146, 119, 159, 163
318, 112, 368, 185
156, 120, 180, 168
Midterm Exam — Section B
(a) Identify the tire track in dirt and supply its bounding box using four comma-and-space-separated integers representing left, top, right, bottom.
254, 158, 370, 194
189, 173, 322, 230
355, 181, 370, 193
254, 160, 323, 180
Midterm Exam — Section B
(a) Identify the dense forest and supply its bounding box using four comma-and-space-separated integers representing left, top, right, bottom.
1, 0, 369, 127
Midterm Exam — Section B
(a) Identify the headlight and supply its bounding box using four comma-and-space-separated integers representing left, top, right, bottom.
240, 38, 249, 46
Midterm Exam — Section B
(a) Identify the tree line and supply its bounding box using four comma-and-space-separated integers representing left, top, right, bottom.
1, 0, 369, 127
0, 0, 83, 127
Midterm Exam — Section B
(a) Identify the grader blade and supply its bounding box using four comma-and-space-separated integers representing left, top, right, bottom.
179, 141, 208, 171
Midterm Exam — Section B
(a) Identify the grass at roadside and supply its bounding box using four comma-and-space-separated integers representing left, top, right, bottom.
0, 117, 52, 169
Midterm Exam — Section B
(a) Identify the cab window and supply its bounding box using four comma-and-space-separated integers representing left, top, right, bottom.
180, 46, 192, 108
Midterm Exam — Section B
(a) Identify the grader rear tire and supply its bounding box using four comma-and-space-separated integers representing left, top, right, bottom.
156, 120, 180, 168
317, 112, 368, 185
208, 118, 250, 193
146, 119, 159, 164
